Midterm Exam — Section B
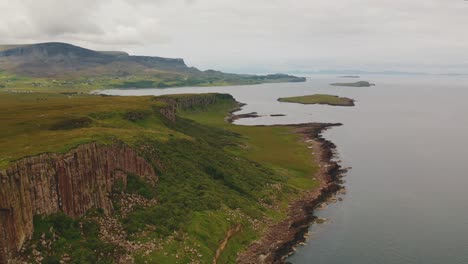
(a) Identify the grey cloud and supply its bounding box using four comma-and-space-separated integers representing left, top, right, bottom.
15, 0, 104, 37
0, 0, 467, 73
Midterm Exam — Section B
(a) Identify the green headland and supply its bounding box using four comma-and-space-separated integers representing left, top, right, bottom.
1, 92, 323, 263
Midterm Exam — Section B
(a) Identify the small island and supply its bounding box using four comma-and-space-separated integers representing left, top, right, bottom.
339, 75, 360, 78
330, 81, 374, 87
278, 94, 355, 106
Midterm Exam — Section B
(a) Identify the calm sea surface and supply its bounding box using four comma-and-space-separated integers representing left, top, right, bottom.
101, 75, 468, 264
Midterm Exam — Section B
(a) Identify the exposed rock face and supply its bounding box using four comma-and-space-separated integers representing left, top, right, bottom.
0, 143, 156, 262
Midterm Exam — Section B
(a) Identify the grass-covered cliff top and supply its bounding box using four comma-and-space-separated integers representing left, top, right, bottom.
0, 92, 175, 168
278, 94, 355, 106
3, 91, 320, 263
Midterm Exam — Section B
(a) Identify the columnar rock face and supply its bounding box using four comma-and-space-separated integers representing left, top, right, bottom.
0, 143, 156, 262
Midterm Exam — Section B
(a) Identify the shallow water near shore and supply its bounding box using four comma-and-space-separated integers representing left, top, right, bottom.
101, 75, 468, 264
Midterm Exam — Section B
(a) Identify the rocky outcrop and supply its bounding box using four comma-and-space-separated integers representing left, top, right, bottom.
0, 143, 156, 262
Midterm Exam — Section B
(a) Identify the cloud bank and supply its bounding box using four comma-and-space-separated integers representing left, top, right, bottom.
1, 0, 467, 73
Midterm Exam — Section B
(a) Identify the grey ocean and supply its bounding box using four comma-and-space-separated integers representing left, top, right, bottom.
101, 75, 468, 264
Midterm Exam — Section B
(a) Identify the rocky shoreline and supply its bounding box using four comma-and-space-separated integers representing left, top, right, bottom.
237, 122, 346, 264
227, 112, 260, 123
226, 103, 261, 123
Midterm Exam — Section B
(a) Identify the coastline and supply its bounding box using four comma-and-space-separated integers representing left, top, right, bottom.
225, 103, 260, 123
236, 122, 346, 264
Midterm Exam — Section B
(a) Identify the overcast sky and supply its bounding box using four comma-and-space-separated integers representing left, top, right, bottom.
1, 0, 467, 73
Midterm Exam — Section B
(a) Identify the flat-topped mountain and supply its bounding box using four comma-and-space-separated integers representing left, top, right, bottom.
0, 42, 109, 58
0, 42, 192, 77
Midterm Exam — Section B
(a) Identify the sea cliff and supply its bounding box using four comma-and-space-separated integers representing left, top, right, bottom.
0, 143, 156, 261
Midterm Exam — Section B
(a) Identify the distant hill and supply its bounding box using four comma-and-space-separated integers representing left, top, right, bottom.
0, 42, 194, 77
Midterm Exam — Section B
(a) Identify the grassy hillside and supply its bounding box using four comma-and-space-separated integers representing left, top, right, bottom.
4, 92, 319, 263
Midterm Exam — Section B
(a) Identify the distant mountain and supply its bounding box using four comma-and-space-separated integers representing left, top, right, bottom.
0, 42, 194, 77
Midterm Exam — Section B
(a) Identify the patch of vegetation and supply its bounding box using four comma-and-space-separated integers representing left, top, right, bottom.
126, 173, 157, 199
180, 104, 319, 191
120, 128, 282, 238
50, 116, 93, 130
278, 94, 355, 106
29, 213, 121, 264
111, 80, 155, 89
124, 110, 151, 122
